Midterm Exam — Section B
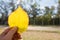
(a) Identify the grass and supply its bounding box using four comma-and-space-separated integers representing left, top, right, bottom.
0, 28, 60, 40
22, 31, 60, 40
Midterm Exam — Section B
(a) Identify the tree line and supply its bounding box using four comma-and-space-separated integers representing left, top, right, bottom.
0, 0, 60, 25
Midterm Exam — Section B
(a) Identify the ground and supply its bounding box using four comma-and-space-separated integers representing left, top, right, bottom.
0, 25, 60, 40
22, 31, 60, 40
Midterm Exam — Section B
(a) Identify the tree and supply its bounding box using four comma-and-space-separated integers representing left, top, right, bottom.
57, 0, 60, 25
50, 6, 55, 25
30, 4, 40, 25
50, 6, 55, 15
0, 0, 17, 24
20, 0, 40, 25
44, 6, 50, 15
9, 0, 16, 11
0, 1, 8, 24
57, 0, 60, 15
44, 6, 50, 25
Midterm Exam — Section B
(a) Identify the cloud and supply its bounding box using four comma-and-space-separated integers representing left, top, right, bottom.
16, 0, 20, 5
53, 4, 58, 8
40, 6, 45, 9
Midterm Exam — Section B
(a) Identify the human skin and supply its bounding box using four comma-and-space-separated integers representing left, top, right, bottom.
0, 27, 22, 40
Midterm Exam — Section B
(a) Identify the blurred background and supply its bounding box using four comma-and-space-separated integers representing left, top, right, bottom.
0, 0, 60, 40
0, 0, 60, 26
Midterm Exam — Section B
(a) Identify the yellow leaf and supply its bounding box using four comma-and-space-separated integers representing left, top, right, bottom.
8, 6, 29, 34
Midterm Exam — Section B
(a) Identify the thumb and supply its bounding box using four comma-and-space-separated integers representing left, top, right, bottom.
5, 27, 17, 39
0, 28, 10, 37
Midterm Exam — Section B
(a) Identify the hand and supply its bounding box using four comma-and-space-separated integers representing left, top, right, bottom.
0, 27, 22, 40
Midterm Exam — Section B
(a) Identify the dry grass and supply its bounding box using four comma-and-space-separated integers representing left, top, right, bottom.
22, 31, 60, 40
0, 28, 60, 40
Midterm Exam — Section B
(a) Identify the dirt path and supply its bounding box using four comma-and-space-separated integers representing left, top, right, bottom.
22, 31, 60, 40
0, 25, 60, 32
28, 26, 60, 32
0, 25, 60, 40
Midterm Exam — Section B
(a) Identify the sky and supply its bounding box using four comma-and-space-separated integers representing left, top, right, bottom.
20, 0, 58, 10
0, 0, 59, 17
0, 0, 58, 8
40, 0, 58, 9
